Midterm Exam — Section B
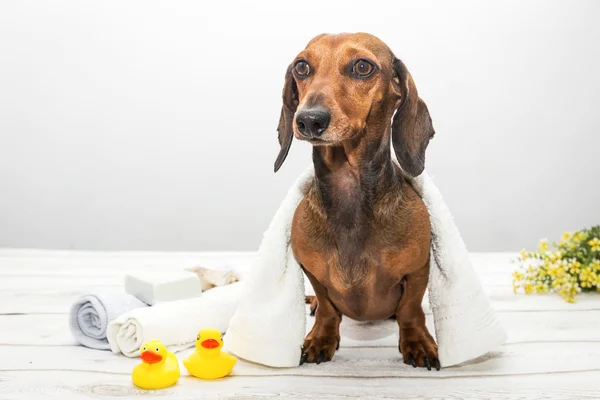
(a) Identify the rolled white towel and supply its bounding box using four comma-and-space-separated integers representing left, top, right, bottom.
69, 292, 147, 350
107, 282, 243, 357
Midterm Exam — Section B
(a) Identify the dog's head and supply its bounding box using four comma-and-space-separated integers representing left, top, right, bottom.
274, 33, 434, 177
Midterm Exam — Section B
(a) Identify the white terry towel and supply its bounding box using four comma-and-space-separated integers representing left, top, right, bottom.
69, 292, 147, 350
225, 166, 507, 368
107, 282, 242, 357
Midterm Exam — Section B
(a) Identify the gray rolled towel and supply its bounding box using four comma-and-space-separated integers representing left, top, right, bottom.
69, 292, 147, 350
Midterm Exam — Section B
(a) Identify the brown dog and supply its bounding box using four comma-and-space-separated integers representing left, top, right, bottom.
274, 33, 438, 370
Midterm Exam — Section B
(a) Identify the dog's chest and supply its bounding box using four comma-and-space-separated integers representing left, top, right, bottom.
292, 222, 409, 320
290, 184, 431, 321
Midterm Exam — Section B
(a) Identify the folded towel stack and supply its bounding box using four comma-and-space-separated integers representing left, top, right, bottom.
70, 268, 241, 353
107, 282, 243, 357
69, 292, 147, 350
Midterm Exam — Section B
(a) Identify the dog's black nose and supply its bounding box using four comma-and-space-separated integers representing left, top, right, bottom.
296, 108, 330, 138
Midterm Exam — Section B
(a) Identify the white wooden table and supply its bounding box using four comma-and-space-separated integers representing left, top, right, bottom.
0, 249, 599, 399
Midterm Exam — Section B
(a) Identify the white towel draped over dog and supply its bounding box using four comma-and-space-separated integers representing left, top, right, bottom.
225, 166, 507, 368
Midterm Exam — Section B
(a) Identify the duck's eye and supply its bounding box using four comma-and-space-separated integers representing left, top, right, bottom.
197, 335, 200, 340
352, 59, 376, 78
142, 347, 146, 351
293, 60, 310, 78
155, 348, 159, 352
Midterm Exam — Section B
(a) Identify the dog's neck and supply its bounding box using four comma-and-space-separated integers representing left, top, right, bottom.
312, 125, 400, 207
311, 124, 402, 270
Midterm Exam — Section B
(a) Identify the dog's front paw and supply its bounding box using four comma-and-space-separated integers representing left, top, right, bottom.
300, 335, 339, 365
399, 331, 440, 371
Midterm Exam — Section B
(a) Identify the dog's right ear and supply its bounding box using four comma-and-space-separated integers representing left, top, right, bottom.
274, 65, 299, 172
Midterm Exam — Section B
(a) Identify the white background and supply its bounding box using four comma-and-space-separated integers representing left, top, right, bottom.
0, 0, 598, 251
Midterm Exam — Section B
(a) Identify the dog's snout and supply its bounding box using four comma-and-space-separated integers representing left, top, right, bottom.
296, 108, 331, 138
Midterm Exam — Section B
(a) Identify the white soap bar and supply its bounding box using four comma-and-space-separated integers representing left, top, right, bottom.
125, 270, 203, 305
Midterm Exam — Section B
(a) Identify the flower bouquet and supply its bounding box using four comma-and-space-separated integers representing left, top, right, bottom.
512, 226, 600, 302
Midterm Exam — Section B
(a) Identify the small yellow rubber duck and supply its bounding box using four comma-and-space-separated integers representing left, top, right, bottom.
132, 339, 180, 390
183, 328, 237, 380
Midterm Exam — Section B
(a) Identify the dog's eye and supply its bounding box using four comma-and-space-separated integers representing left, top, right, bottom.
352, 59, 375, 77
294, 61, 310, 78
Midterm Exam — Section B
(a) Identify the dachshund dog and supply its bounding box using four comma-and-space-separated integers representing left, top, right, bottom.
274, 33, 438, 370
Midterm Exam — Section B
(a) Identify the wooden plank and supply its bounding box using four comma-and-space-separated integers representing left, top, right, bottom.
0, 314, 76, 346
0, 250, 255, 273
0, 272, 513, 296
2, 282, 598, 314
0, 249, 519, 316
1, 341, 599, 378
0, 250, 515, 278
0, 249, 511, 265
0, 248, 256, 260
1, 370, 599, 400
0, 249, 581, 315
3, 310, 599, 347
336, 309, 600, 347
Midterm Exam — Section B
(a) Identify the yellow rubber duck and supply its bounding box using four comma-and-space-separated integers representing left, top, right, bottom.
183, 328, 236, 380
132, 339, 180, 390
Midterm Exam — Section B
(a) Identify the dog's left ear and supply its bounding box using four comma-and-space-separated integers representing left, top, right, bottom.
390, 58, 435, 177
274, 65, 299, 172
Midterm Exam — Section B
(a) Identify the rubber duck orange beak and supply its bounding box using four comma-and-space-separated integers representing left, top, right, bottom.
140, 350, 163, 364
201, 338, 220, 349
